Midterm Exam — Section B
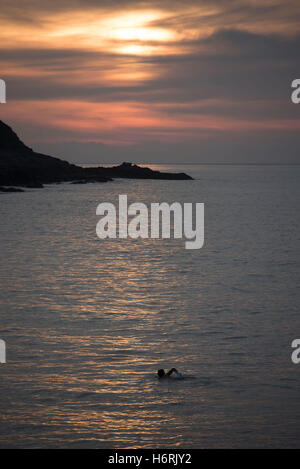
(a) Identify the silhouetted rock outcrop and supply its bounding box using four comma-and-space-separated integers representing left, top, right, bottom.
0, 186, 24, 192
0, 120, 90, 186
95, 162, 193, 180
0, 121, 193, 188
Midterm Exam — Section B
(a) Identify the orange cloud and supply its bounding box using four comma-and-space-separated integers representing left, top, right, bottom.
4, 99, 300, 147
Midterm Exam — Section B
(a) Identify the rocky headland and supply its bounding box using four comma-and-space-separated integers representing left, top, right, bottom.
0, 120, 193, 189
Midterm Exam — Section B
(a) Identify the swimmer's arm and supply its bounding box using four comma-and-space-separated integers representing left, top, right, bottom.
166, 368, 178, 376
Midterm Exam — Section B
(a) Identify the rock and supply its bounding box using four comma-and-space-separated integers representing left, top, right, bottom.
71, 178, 109, 184
0, 120, 193, 188
0, 186, 24, 192
98, 162, 193, 180
0, 120, 103, 187
24, 182, 44, 188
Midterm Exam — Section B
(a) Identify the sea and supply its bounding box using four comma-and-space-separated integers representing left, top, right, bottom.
0, 164, 299, 448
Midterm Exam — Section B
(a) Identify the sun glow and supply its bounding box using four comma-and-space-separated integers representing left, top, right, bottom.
104, 11, 174, 43
45, 10, 176, 55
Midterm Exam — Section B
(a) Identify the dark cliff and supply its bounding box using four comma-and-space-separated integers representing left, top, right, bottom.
0, 120, 193, 188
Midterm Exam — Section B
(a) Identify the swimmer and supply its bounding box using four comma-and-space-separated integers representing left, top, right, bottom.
157, 368, 179, 379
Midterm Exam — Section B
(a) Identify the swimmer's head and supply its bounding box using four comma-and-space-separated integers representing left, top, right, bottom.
157, 369, 165, 378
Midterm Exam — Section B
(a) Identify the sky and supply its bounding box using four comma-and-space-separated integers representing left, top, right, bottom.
0, 0, 300, 164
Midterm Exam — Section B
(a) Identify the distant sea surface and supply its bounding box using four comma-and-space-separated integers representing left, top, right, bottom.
0, 164, 299, 448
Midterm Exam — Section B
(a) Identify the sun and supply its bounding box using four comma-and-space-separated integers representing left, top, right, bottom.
102, 11, 175, 54
106, 12, 173, 42
38, 10, 177, 56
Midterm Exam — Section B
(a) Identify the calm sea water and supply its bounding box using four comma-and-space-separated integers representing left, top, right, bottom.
0, 164, 299, 448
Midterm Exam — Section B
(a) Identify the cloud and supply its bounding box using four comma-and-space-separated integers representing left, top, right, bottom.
2, 29, 299, 104
1, 0, 300, 162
